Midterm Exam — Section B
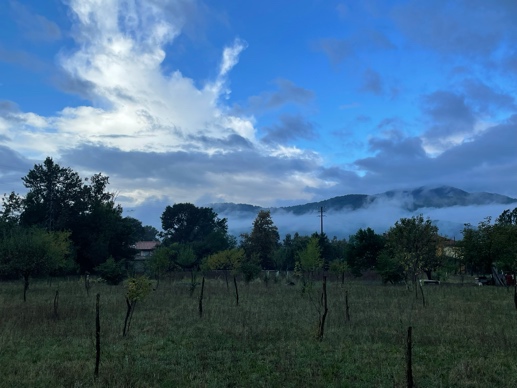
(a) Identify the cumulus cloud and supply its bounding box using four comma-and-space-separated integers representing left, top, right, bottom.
349, 116, 517, 197
58, 142, 332, 210
0, 4, 249, 167
0, 0, 299, 207
420, 91, 476, 154
0, 145, 32, 192
461, 79, 515, 115
418, 81, 516, 155
40, 0, 251, 155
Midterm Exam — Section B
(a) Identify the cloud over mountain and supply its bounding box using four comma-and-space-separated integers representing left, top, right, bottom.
209, 186, 517, 240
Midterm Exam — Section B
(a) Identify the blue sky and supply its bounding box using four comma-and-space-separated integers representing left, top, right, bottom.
1, 0, 516, 228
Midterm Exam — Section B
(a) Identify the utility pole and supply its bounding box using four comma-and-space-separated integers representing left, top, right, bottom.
319, 206, 325, 235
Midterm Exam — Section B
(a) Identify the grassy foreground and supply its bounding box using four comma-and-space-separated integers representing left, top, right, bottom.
1, 275, 517, 387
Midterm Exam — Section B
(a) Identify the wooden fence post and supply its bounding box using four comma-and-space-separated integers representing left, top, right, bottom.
199, 276, 205, 318
406, 326, 413, 388
95, 293, 100, 378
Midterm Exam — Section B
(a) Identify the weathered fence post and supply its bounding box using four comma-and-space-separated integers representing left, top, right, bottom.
53, 290, 59, 319
419, 281, 426, 307
406, 326, 414, 388
95, 293, 100, 378
318, 276, 329, 341
85, 273, 90, 296
233, 275, 239, 306
513, 282, 517, 310
345, 290, 350, 322
199, 276, 205, 318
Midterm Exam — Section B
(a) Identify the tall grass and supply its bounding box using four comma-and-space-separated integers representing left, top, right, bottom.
1, 276, 517, 387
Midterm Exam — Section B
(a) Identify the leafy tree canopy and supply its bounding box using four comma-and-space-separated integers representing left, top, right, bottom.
297, 236, 322, 274
347, 227, 385, 277
460, 208, 517, 274
1, 157, 138, 273
241, 210, 280, 269
160, 203, 231, 262
0, 226, 71, 300
125, 217, 159, 242
382, 214, 440, 282
161, 203, 227, 243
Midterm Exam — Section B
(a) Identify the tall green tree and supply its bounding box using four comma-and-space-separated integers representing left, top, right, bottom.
497, 208, 517, 225
20, 157, 87, 231
241, 210, 280, 269
275, 233, 310, 271
460, 208, 517, 276
73, 204, 137, 272
125, 217, 159, 242
460, 222, 487, 274
382, 215, 440, 285
2, 157, 138, 272
494, 208, 517, 274
311, 232, 333, 269
161, 203, 231, 261
161, 203, 227, 244
0, 192, 24, 225
347, 228, 385, 276
141, 225, 160, 241
460, 217, 497, 275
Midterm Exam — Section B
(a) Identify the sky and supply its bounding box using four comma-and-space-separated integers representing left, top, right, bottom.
1, 0, 516, 234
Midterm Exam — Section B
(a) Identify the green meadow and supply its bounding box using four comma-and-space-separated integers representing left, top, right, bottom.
1, 276, 517, 387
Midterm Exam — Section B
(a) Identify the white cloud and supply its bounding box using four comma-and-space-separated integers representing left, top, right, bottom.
0, 0, 283, 207
0, 0, 256, 158
219, 38, 247, 78
0, 3, 250, 158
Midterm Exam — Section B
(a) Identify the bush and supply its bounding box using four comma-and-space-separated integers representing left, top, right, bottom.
95, 257, 126, 285
376, 252, 405, 284
240, 262, 261, 284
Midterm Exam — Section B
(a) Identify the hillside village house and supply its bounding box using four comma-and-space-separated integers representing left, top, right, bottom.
132, 241, 160, 273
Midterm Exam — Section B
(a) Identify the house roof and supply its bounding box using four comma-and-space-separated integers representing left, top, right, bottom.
134, 241, 160, 250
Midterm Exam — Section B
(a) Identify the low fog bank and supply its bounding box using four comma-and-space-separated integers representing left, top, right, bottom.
125, 195, 515, 241
224, 202, 515, 241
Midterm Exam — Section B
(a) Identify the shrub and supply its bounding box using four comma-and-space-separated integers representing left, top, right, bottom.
240, 262, 261, 284
376, 252, 404, 284
95, 257, 126, 285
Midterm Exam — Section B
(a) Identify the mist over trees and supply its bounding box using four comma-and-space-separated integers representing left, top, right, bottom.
1, 156, 516, 287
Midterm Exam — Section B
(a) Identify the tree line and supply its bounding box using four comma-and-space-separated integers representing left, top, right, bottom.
1, 157, 516, 296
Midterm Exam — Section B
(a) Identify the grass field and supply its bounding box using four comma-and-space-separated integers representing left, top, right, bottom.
1, 274, 517, 387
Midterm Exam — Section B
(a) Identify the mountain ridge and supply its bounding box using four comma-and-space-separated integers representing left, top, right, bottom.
209, 185, 517, 216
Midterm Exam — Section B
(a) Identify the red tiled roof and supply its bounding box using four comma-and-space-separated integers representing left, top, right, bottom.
134, 241, 160, 250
